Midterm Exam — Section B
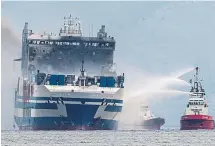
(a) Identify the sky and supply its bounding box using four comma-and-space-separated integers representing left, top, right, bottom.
1, 1, 215, 130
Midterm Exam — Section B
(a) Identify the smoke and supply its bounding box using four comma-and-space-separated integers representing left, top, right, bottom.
1, 17, 21, 130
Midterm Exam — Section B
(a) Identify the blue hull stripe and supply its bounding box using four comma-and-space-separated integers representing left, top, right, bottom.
16, 96, 123, 103
15, 102, 58, 109
15, 97, 123, 130
15, 101, 122, 111
104, 105, 122, 112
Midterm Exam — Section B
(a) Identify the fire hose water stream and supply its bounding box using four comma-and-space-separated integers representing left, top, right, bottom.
118, 66, 196, 129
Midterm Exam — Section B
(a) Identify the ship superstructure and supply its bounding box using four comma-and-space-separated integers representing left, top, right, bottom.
13, 15, 125, 130
21, 15, 115, 76
138, 105, 165, 130
180, 67, 214, 130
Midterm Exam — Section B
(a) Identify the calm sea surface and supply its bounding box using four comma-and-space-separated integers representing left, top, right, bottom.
2, 129, 215, 146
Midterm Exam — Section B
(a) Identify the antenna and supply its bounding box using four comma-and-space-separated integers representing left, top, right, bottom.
89, 24, 91, 37
81, 60, 84, 71
92, 24, 93, 37
83, 22, 84, 36
80, 60, 85, 77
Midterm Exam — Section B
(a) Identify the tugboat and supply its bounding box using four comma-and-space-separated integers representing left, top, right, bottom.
180, 67, 215, 130
139, 105, 165, 130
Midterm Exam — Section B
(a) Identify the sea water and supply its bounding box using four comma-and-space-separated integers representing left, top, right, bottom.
2, 129, 215, 146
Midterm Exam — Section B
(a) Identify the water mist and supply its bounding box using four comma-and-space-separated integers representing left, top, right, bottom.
118, 66, 195, 129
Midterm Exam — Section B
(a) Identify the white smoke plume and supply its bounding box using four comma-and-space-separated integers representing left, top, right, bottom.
1, 17, 21, 130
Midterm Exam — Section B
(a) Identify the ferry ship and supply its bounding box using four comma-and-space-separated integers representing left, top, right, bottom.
138, 105, 165, 130
180, 67, 214, 130
13, 15, 125, 130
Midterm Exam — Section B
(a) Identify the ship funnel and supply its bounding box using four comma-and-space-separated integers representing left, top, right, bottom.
101, 25, 105, 32
97, 25, 107, 38
24, 22, 28, 29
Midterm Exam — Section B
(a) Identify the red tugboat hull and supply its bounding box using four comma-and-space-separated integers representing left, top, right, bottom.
180, 115, 215, 130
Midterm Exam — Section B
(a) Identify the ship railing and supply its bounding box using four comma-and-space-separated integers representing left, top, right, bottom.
190, 93, 204, 98
28, 36, 115, 42
27, 39, 115, 45
28, 44, 115, 51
